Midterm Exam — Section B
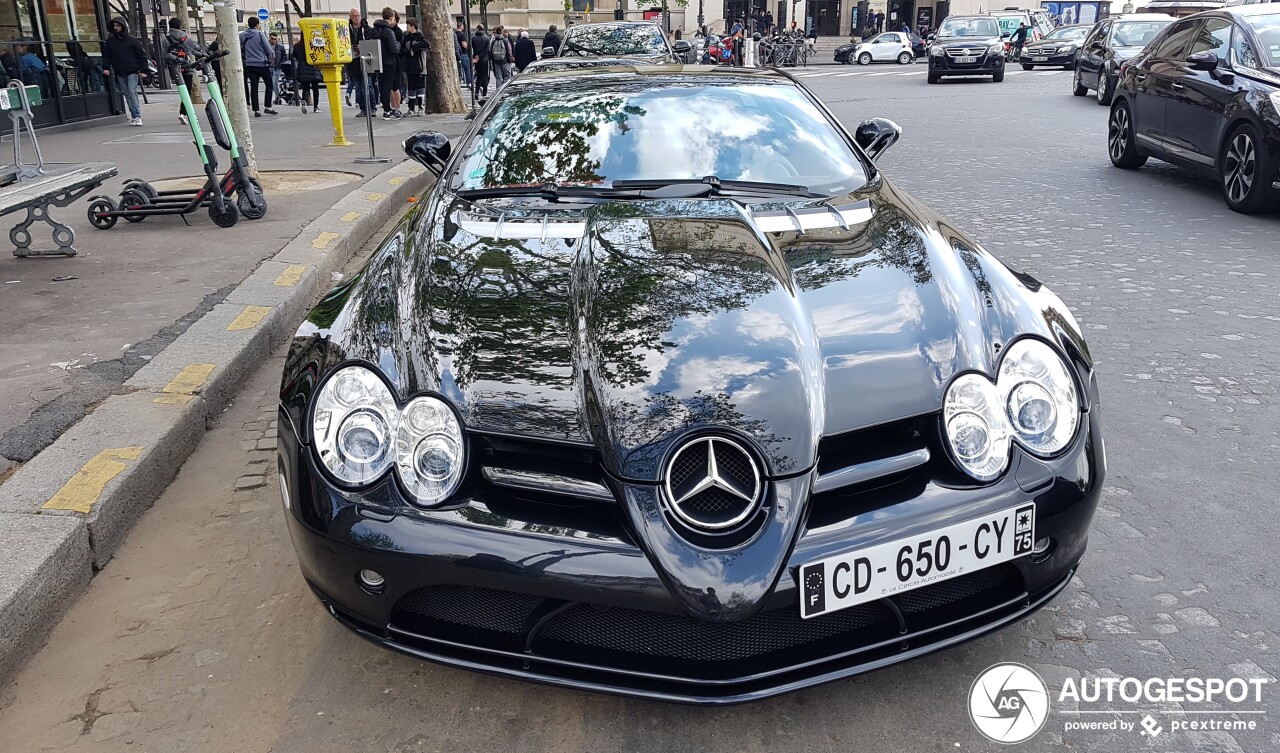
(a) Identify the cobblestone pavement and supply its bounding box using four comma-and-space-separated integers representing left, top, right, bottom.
0, 70, 1276, 753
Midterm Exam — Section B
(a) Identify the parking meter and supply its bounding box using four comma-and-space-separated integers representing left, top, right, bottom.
298, 17, 354, 146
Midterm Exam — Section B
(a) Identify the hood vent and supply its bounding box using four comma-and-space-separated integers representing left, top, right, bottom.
750, 200, 874, 234
455, 211, 587, 240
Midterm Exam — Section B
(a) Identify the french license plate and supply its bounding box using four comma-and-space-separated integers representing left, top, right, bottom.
953, 55, 977, 63
799, 504, 1035, 619
1033, 56, 1048, 62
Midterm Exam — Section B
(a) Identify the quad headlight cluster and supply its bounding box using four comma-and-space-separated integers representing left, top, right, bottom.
312, 365, 465, 505
943, 339, 1080, 482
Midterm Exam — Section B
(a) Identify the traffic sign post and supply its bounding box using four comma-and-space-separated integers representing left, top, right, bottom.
258, 8, 269, 22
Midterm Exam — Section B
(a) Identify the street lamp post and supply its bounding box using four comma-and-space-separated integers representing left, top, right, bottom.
697, 0, 704, 32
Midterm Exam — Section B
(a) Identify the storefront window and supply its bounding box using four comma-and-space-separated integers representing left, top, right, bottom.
0, 0, 114, 126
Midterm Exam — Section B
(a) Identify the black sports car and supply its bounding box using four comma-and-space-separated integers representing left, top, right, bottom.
1019, 23, 1091, 69
278, 65, 1104, 704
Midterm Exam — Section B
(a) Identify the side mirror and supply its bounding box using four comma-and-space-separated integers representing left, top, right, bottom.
542, 46, 557, 58
927, 34, 936, 42
854, 117, 901, 161
403, 131, 451, 176
673, 39, 692, 53
1089, 40, 1104, 50
1186, 50, 1219, 71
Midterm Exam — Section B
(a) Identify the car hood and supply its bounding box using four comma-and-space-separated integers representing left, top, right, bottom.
1026, 38, 1079, 50
305, 179, 1088, 483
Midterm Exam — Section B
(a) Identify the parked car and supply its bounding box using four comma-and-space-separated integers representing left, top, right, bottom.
1072, 13, 1174, 105
1108, 4, 1280, 213
552, 21, 676, 65
1020, 23, 1092, 69
278, 64, 1104, 704
928, 15, 1007, 83
837, 31, 917, 64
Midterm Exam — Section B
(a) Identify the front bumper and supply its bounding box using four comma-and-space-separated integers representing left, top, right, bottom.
1020, 49, 1076, 66
929, 53, 1004, 76
279, 408, 1102, 704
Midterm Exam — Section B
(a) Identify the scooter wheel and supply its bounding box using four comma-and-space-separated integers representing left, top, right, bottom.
119, 188, 149, 223
87, 197, 118, 230
209, 198, 239, 228
237, 190, 267, 220
121, 180, 159, 201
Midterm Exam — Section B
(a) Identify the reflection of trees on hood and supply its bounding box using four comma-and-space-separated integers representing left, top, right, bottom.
785, 203, 934, 288
475, 90, 645, 188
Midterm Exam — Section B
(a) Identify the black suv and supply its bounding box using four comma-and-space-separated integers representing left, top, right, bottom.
927, 15, 1006, 83
1108, 5, 1280, 213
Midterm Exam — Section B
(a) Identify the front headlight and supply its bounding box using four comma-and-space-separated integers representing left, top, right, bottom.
930, 45, 943, 56
1059, 45, 1077, 54
989, 43, 1005, 55
312, 364, 467, 505
943, 339, 1082, 481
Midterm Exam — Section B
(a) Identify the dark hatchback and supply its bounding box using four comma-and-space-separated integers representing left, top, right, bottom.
1072, 13, 1174, 104
278, 65, 1105, 704
928, 15, 1007, 83
1109, 5, 1280, 213
1020, 23, 1092, 69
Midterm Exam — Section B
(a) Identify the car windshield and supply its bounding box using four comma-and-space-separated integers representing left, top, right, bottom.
1111, 20, 1171, 47
452, 80, 868, 196
1241, 13, 1280, 69
561, 25, 667, 56
938, 18, 1001, 37
1046, 26, 1089, 41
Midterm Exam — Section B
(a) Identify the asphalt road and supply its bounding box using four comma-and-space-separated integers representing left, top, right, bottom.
0, 67, 1277, 753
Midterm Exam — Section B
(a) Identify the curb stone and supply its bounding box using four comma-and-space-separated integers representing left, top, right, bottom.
0, 159, 432, 687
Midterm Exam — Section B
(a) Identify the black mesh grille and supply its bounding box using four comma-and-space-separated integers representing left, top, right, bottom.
894, 564, 1020, 618
713, 442, 755, 486
394, 585, 539, 635
670, 443, 707, 486
684, 488, 736, 515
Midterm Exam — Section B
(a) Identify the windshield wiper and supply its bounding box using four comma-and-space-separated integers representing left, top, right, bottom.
610, 176, 822, 199
455, 183, 640, 201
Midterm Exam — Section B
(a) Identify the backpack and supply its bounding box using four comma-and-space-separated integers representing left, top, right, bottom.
491, 38, 508, 62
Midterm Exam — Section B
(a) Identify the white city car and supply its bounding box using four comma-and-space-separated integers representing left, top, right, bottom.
852, 32, 916, 65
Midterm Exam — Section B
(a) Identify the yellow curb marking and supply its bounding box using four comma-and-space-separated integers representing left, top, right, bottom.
366, 192, 386, 202
312, 231, 341, 249
340, 211, 361, 222
274, 264, 307, 287
387, 176, 406, 186
227, 305, 272, 331
161, 363, 215, 395
44, 446, 145, 514
153, 394, 196, 405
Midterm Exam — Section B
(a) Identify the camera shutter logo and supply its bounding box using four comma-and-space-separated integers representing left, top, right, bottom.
969, 663, 1050, 744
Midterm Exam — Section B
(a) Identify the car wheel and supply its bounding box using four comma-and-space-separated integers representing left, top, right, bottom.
993, 68, 1005, 83
1096, 68, 1113, 106
1073, 67, 1088, 96
1108, 100, 1147, 169
858, 52, 872, 65
1023, 63, 1034, 70
898, 51, 912, 64
1221, 123, 1273, 214
927, 71, 940, 84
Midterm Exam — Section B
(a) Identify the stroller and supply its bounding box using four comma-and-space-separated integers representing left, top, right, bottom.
277, 58, 298, 108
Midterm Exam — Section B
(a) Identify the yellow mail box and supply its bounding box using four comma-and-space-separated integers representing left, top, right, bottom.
298, 17, 353, 66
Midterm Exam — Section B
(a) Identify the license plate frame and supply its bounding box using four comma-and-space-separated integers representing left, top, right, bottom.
953, 55, 977, 63
1033, 56, 1049, 62
798, 504, 1036, 619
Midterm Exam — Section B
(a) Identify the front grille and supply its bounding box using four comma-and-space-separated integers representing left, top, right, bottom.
810, 415, 939, 529
945, 46, 986, 57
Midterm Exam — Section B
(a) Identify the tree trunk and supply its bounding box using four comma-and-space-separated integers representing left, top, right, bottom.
214, 2, 256, 173
423, 1, 465, 114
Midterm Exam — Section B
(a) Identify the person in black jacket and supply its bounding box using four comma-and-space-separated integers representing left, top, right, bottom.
542, 24, 561, 57
402, 18, 430, 116
513, 29, 537, 72
101, 16, 149, 125
292, 38, 323, 114
470, 25, 491, 100
347, 7, 373, 116
368, 7, 401, 119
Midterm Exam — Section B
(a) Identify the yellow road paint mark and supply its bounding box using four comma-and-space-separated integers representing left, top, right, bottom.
153, 394, 195, 405
227, 305, 272, 331
161, 363, 215, 395
312, 231, 341, 249
387, 176, 406, 186
274, 264, 307, 287
340, 211, 361, 222
44, 447, 145, 514
366, 192, 386, 202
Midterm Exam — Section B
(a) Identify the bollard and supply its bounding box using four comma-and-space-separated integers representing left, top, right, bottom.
298, 17, 354, 147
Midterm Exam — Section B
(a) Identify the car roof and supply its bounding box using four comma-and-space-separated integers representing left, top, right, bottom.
563, 21, 665, 32
508, 64, 794, 86
1109, 13, 1177, 20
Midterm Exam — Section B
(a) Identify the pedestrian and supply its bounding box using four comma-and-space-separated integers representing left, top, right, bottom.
239, 16, 276, 117
348, 7, 374, 116
292, 37, 322, 114
101, 16, 149, 126
514, 28, 536, 72
369, 6, 401, 119
455, 19, 472, 87
471, 24, 491, 101
388, 10, 405, 116
208, 36, 223, 88
165, 18, 202, 125
402, 17, 430, 116
542, 23, 561, 57
268, 33, 287, 106
490, 26, 513, 90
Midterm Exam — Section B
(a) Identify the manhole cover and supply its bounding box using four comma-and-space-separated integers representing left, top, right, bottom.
147, 170, 363, 194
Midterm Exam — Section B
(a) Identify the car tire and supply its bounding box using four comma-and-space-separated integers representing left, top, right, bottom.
1023, 63, 1034, 70
927, 71, 940, 84
1096, 68, 1113, 106
1073, 67, 1088, 96
1108, 100, 1147, 169
993, 68, 1005, 83
1221, 123, 1273, 214
898, 51, 912, 64
858, 52, 872, 65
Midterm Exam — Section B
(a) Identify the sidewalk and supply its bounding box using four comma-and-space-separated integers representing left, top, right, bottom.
0, 91, 466, 475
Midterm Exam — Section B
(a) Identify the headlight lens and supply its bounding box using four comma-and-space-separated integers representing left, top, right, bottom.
395, 396, 465, 505
312, 365, 467, 505
944, 339, 1082, 481
313, 365, 397, 485
998, 339, 1079, 456
990, 43, 1005, 55
1059, 45, 1077, 54
930, 45, 943, 56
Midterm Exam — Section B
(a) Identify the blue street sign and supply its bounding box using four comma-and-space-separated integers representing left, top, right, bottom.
258, 8, 269, 21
